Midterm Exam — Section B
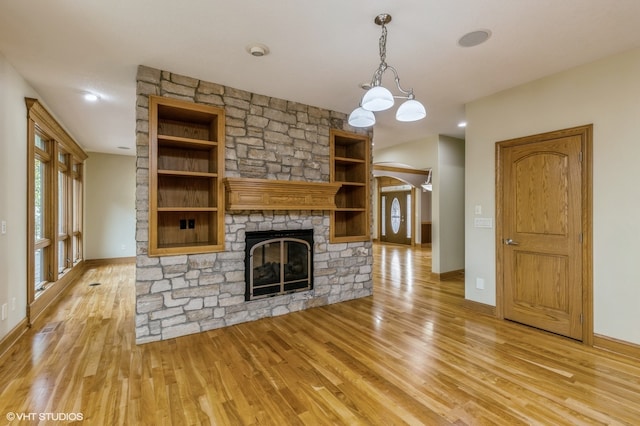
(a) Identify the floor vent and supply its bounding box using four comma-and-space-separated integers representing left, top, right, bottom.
39, 322, 61, 334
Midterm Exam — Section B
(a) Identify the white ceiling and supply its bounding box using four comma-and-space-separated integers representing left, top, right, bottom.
1, 1, 639, 155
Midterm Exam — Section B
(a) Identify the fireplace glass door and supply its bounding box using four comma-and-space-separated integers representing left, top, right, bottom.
246, 231, 313, 300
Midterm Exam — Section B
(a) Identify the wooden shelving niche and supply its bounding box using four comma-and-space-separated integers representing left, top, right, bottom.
148, 96, 225, 255
330, 129, 371, 242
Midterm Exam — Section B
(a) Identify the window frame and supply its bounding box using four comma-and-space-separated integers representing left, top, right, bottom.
57, 150, 71, 276
26, 98, 88, 323
71, 162, 83, 266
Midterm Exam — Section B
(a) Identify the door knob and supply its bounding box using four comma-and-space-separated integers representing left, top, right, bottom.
504, 238, 519, 246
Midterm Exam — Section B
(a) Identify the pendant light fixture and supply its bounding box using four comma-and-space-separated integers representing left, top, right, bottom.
349, 13, 427, 128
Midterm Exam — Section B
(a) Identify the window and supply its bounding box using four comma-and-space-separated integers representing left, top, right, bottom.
27, 98, 87, 320
58, 152, 70, 275
34, 132, 51, 291
72, 162, 83, 265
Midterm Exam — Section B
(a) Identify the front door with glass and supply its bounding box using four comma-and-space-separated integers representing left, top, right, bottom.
380, 190, 412, 245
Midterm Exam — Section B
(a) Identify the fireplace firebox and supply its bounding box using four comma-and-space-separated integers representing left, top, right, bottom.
245, 229, 314, 300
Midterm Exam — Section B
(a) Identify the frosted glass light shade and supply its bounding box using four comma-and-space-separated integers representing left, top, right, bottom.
348, 107, 376, 127
396, 99, 426, 122
361, 86, 394, 111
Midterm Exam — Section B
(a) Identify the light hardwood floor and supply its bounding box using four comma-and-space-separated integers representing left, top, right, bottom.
1, 244, 639, 425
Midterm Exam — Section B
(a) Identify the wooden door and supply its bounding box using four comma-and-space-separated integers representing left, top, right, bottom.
497, 126, 592, 341
381, 190, 411, 245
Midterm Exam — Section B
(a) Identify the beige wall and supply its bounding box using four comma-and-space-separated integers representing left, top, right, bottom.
374, 136, 438, 169
465, 48, 640, 345
433, 136, 465, 273
0, 53, 37, 340
84, 152, 136, 260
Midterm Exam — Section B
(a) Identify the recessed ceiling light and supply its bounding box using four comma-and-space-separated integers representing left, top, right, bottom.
245, 43, 270, 57
83, 92, 99, 102
458, 121, 467, 128
458, 30, 491, 48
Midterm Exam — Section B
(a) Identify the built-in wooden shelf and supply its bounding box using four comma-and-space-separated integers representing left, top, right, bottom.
157, 135, 219, 148
149, 96, 225, 256
224, 178, 341, 211
330, 129, 371, 242
157, 207, 218, 212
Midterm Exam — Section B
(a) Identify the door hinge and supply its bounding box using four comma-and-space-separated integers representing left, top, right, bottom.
579, 151, 583, 162
579, 233, 583, 244
580, 313, 583, 324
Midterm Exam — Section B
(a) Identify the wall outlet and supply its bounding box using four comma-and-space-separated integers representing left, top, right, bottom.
476, 278, 485, 290
1, 220, 6, 234
1, 304, 7, 320
121, 244, 126, 251
474, 205, 482, 215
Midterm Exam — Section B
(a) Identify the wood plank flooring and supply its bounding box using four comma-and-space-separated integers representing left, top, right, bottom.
1, 244, 639, 425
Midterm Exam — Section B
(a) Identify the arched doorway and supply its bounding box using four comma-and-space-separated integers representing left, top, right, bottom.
374, 166, 432, 247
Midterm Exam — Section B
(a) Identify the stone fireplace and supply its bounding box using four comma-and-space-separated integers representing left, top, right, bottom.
134, 65, 373, 343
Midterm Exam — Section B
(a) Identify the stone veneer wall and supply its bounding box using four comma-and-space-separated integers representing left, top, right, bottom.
135, 65, 373, 343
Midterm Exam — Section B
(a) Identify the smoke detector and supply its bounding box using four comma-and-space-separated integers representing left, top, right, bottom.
246, 43, 270, 57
